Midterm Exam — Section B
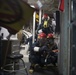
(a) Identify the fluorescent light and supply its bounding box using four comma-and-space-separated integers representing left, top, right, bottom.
37, 0, 43, 8
30, 5, 35, 8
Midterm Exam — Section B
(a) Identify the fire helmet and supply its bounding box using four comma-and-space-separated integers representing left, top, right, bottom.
47, 33, 54, 39
38, 32, 46, 39
42, 14, 50, 20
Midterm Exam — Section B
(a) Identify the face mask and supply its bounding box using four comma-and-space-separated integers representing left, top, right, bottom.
47, 39, 54, 45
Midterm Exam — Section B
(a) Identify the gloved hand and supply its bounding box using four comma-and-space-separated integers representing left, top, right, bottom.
34, 46, 40, 52
38, 29, 43, 34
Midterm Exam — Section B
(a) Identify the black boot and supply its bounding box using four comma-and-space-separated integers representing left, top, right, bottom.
29, 64, 34, 73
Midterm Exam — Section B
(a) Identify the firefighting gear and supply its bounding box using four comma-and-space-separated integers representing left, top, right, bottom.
47, 37, 54, 45
37, 21, 53, 35
29, 38, 58, 69
29, 64, 35, 73
34, 47, 40, 52
43, 20, 48, 28
36, 13, 39, 22
47, 33, 56, 45
37, 32, 47, 46
42, 14, 50, 28
42, 14, 48, 19
47, 33, 54, 38
38, 32, 46, 39
29, 69, 34, 73
38, 29, 43, 34
42, 14, 50, 20
37, 13, 53, 35
28, 13, 58, 72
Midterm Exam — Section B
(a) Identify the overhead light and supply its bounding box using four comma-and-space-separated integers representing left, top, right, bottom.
30, 5, 35, 8
37, 0, 43, 8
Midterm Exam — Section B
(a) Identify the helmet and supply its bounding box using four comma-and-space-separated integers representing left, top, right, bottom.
42, 14, 50, 20
38, 32, 46, 39
43, 14, 48, 18
47, 33, 55, 45
47, 33, 54, 38
38, 33, 47, 46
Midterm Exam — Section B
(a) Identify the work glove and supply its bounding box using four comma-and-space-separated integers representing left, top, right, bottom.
34, 46, 40, 52
38, 29, 43, 34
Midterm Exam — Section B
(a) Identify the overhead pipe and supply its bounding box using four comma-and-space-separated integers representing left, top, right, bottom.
39, 9, 42, 25
32, 11, 36, 43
